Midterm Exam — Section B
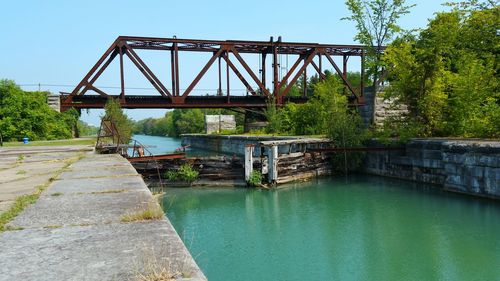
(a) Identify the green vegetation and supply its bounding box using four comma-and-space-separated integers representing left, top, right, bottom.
103, 98, 134, 143
51, 192, 63, 196
0, 80, 80, 141
381, 3, 499, 138
3, 138, 95, 147
343, 0, 414, 87
0, 182, 50, 231
89, 189, 126, 194
121, 203, 164, 222
133, 108, 244, 137
0, 193, 38, 231
164, 164, 199, 183
247, 170, 263, 187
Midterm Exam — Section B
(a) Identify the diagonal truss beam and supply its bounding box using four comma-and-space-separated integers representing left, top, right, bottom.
324, 53, 358, 97
278, 50, 318, 99
222, 53, 256, 95
182, 48, 225, 97
123, 43, 172, 97
230, 47, 271, 96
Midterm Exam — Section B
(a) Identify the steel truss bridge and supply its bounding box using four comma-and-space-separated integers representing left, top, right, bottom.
61, 36, 372, 111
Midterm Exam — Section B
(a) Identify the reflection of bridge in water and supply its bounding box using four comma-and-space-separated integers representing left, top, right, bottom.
60, 36, 374, 111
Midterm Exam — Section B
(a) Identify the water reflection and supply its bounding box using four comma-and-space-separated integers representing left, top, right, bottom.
164, 176, 500, 281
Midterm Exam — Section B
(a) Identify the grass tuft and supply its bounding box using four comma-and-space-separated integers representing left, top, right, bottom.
0, 194, 38, 231
133, 247, 181, 281
90, 189, 126, 194
121, 203, 164, 223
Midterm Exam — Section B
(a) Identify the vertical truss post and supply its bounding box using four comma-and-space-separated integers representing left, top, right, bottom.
174, 42, 180, 96
273, 44, 279, 101
303, 67, 307, 97
318, 53, 323, 80
170, 49, 176, 96
262, 53, 267, 91
226, 51, 230, 100
343, 55, 348, 79
119, 47, 125, 99
218, 56, 222, 96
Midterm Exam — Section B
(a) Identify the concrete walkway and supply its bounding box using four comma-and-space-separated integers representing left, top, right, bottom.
0, 145, 93, 212
0, 152, 206, 281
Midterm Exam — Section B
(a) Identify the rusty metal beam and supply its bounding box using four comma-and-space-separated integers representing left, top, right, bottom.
63, 36, 384, 110
222, 54, 256, 95
324, 53, 358, 98
123, 43, 172, 97
230, 47, 271, 96
182, 48, 225, 97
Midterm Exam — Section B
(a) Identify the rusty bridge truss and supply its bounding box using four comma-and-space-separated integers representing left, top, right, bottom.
61, 36, 371, 111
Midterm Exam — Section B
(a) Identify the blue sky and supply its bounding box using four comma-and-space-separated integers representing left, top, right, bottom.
0, 0, 449, 126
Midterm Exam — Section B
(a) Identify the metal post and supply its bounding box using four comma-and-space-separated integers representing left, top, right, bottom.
245, 144, 254, 182
273, 43, 279, 98
262, 53, 267, 90
174, 42, 180, 96
119, 47, 125, 99
218, 56, 222, 96
268, 145, 278, 184
226, 51, 230, 99
170, 49, 176, 96
303, 67, 307, 97
318, 54, 322, 80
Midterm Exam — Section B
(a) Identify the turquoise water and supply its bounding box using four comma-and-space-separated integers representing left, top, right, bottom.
164, 176, 500, 281
131, 134, 217, 156
131, 134, 182, 155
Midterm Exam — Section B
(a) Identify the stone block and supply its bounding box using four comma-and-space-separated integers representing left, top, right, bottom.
467, 166, 484, 178
446, 175, 464, 186
444, 163, 457, 174
391, 156, 412, 166
478, 155, 499, 168
442, 153, 465, 164
422, 150, 443, 160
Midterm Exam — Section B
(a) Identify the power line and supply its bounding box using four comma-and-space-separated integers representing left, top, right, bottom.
18, 83, 249, 92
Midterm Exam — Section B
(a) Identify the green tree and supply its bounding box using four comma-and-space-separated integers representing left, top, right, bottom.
343, 0, 414, 87
0, 80, 78, 141
103, 98, 133, 143
383, 6, 499, 138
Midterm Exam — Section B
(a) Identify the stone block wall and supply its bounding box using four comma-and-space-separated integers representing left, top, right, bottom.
205, 115, 236, 134
364, 139, 500, 199
360, 87, 408, 127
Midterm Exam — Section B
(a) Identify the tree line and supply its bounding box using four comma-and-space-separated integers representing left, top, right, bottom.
0, 80, 97, 141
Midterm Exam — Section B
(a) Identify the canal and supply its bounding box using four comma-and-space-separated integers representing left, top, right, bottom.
135, 135, 500, 281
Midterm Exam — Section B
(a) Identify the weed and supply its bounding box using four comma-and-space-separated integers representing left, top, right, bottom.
247, 170, 263, 187
121, 203, 164, 223
17, 154, 25, 161
0, 194, 38, 231
16, 170, 27, 175
90, 189, 126, 194
133, 247, 181, 281
44, 225, 61, 229
164, 164, 199, 183
51, 192, 63, 196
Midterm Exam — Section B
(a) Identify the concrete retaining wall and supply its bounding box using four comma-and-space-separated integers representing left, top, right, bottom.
364, 139, 500, 199
181, 134, 329, 157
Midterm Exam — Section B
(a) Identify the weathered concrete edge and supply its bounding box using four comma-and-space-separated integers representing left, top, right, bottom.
118, 155, 208, 281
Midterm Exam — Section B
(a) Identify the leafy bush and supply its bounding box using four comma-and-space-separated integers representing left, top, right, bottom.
164, 164, 199, 183
247, 170, 262, 187
0, 80, 79, 141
